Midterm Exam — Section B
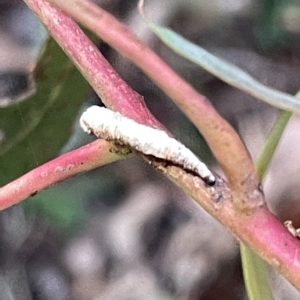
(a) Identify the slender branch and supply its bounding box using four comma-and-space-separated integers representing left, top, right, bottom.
0, 139, 122, 210
159, 164, 300, 291
24, 0, 165, 131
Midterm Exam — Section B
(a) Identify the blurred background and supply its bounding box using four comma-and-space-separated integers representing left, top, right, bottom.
1, 0, 300, 299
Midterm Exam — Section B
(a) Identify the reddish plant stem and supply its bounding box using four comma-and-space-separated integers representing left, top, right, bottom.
159, 164, 300, 291
24, 0, 165, 131
44, 0, 263, 211
0, 140, 121, 209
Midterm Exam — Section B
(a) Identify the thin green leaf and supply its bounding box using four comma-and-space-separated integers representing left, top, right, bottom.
0, 37, 93, 186
256, 91, 300, 181
138, 1, 300, 114
241, 244, 274, 300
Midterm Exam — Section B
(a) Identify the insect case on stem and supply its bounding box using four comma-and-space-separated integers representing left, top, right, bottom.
80, 105, 216, 185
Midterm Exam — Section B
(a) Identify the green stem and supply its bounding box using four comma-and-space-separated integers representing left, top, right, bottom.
241, 90, 300, 300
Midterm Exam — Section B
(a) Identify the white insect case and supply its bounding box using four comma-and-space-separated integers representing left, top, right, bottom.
80, 106, 216, 185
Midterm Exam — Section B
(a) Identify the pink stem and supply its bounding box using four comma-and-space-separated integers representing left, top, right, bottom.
0, 140, 121, 209
222, 202, 300, 288
25, 0, 165, 130
164, 165, 300, 290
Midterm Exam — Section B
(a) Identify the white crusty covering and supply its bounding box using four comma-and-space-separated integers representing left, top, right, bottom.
80, 106, 215, 185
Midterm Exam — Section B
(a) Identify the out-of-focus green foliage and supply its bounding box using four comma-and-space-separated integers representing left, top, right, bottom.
0, 37, 91, 186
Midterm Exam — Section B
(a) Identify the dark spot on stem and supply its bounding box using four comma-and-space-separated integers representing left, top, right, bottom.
30, 190, 38, 197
